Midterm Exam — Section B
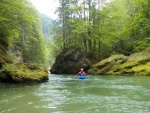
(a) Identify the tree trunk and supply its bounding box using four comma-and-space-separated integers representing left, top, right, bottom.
98, 40, 101, 60
88, 39, 92, 58
83, 38, 87, 53
93, 39, 96, 59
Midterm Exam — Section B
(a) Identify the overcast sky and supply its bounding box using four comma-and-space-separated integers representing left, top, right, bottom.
29, 0, 59, 19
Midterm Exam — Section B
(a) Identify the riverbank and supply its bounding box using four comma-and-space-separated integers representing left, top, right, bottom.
0, 44, 48, 83
88, 50, 150, 76
0, 63, 48, 83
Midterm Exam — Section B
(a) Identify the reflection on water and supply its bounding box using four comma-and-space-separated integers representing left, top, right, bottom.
0, 74, 150, 113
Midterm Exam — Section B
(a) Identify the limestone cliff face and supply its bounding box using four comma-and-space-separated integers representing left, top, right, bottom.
88, 50, 150, 76
50, 46, 91, 74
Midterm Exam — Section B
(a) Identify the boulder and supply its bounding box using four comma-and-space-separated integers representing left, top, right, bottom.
50, 46, 91, 74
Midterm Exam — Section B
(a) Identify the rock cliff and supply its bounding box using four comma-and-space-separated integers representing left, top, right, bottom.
50, 46, 91, 74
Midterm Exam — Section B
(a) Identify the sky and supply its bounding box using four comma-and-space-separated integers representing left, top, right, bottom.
29, 0, 59, 19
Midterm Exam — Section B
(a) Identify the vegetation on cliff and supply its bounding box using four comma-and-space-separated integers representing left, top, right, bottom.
51, 0, 150, 75
50, 46, 91, 74
88, 50, 150, 76
53, 0, 150, 63
1, 0, 150, 79
0, 0, 49, 83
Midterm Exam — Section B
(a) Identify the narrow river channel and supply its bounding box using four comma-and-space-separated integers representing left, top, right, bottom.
0, 74, 150, 113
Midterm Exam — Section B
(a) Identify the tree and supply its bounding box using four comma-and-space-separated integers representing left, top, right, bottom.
0, 0, 48, 66
41, 14, 53, 44
54, 0, 150, 63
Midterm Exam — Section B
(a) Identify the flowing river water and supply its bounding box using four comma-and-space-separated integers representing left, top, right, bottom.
0, 74, 150, 113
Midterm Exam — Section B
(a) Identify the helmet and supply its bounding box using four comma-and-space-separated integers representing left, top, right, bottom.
81, 68, 83, 70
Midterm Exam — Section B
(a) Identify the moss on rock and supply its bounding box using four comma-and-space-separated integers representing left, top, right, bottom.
0, 63, 48, 83
50, 46, 91, 74
0, 39, 48, 83
88, 50, 150, 76
88, 55, 128, 75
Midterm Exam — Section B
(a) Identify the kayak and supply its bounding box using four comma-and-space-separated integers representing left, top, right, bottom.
78, 75, 86, 79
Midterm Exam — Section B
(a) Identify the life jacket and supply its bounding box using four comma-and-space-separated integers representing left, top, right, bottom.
80, 71, 84, 76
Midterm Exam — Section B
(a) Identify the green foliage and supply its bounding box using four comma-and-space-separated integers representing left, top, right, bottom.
53, 0, 150, 62
135, 37, 150, 51
0, 0, 49, 67
40, 14, 62, 66
40, 14, 53, 43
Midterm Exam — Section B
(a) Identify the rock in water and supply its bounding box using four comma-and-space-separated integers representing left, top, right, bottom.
50, 46, 91, 74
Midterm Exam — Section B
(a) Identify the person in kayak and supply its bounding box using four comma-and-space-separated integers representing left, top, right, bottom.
75, 68, 86, 77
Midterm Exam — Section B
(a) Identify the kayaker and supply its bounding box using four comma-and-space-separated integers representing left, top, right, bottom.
75, 68, 86, 77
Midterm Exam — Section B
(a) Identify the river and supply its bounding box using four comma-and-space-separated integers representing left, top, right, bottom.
0, 74, 150, 113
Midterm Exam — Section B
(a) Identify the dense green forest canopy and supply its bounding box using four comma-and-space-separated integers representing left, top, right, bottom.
53, 0, 150, 62
0, 0, 49, 67
40, 14, 58, 66
41, 14, 53, 43
0, 0, 150, 68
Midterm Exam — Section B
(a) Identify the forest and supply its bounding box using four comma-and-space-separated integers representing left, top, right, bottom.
54, 0, 150, 62
0, 0, 47, 65
0, 0, 150, 82
1, 0, 150, 66
0, 0, 50, 82
1, 1, 150, 112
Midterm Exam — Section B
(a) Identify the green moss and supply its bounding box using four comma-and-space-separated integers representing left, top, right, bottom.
106, 71, 123, 75
120, 61, 138, 69
88, 51, 150, 76
123, 69, 133, 74
106, 59, 126, 74
132, 65, 146, 73
131, 62, 150, 75
88, 68, 97, 75
89, 55, 128, 75
93, 55, 127, 68
145, 62, 150, 75
0, 37, 48, 83
0, 63, 48, 83
133, 72, 147, 76
129, 50, 150, 61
